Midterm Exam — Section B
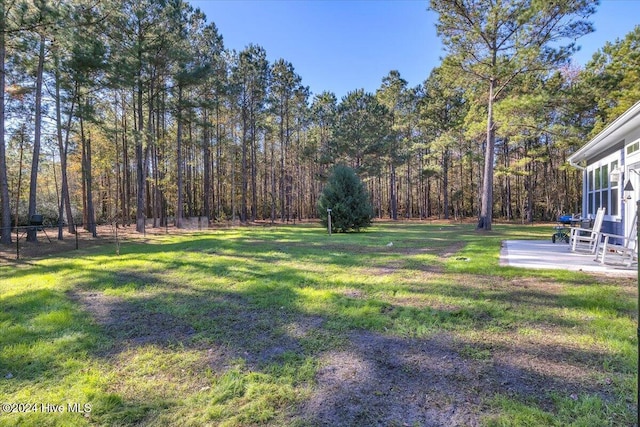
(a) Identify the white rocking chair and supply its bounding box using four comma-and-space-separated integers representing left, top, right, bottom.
595, 211, 638, 267
569, 207, 606, 254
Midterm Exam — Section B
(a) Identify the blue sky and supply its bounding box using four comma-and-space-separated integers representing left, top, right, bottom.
189, 0, 640, 101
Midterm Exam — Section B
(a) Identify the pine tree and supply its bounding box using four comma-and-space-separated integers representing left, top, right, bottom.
430, 0, 596, 230
231, 44, 268, 222
270, 59, 303, 222
317, 164, 373, 233
420, 66, 467, 220
584, 25, 640, 134
334, 89, 391, 178
0, 1, 11, 244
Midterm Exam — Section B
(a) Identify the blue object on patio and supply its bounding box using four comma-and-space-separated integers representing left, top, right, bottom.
558, 214, 573, 225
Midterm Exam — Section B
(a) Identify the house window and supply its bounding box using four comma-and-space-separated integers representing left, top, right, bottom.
627, 140, 639, 155
610, 160, 619, 216
586, 158, 619, 217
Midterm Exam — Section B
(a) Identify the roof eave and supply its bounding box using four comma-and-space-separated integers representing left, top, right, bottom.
568, 100, 640, 166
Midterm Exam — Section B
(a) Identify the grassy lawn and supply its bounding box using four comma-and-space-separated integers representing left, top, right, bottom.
0, 222, 636, 426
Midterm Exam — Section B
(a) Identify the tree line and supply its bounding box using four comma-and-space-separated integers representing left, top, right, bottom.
1, 0, 638, 243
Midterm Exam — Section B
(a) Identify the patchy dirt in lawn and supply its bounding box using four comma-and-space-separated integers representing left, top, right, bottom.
70, 289, 322, 368
71, 282, 630, 426
297, 332, 485, 426
68, 291, 197, 353
19, 224, 634, 425
366, 240, 467, 277
295, 328, 620, 427
442, 241, 468, 258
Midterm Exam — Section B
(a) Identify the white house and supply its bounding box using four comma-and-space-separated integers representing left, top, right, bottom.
568, 100, 640, 239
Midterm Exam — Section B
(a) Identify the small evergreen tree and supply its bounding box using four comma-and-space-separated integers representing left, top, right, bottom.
317, 165, 373, 232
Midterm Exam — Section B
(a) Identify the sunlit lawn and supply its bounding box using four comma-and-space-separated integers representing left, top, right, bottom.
0, 222, 636, 426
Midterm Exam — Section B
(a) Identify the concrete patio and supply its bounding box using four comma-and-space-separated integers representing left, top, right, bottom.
500, 240, 637, 277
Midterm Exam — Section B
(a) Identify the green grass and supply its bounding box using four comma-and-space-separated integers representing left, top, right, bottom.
0, 222, 636, 426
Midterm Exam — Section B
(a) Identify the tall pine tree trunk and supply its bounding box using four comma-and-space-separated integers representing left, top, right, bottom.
215, 104, 222, 219
270, 135, 276, 223
80, 113, 96, 237
443, 149, 450, 220
279, 105, 286, 222
150, 111, 159, 228
55, 61, 77, 239
135, 75, 145, 233
114, 95, 121, 227
26, 34, 46, 242
176, 85, 184, 228
478, 78, 496, 231
0, 11, 12, 244
186, 122, 194, 217
390, 162, 397, 220
251, 121, 257, 222
203, 108, 211, 221
147, 81, 156, 226
241, 109, 248, 223
121, 94, 131, 226
406, 155, 411, 218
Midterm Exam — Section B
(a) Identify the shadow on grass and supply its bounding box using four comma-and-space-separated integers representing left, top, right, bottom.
81, 263, 635, 424
1, 222, 635, 425
62, 278, 628, 425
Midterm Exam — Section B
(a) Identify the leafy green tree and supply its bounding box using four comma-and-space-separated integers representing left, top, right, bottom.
584, 25, 640, 134
309, 91, 337, 217
290, 83, 310, 221
231, 44, 268, 222
430, 0, 596, 230
270, 58, 303, 222
494, 76, 547, 222
334, 89, 391, 177
51, 21, 76, 239
376, 70, 412, 220
3, 0, 63, 242
166, 1, 210, 228
310, 91, 337, 170
317, 164, 373, 233
0, 1, 16, 243
420, 66, 467, 220
69, 2, 108, 237
197, 21, 225, 222
110, 0, 170, 232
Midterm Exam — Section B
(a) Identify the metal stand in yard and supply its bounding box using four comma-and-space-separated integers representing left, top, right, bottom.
29, 215, 51, 243
327, 208, 332, 236
15, 215, 52, 260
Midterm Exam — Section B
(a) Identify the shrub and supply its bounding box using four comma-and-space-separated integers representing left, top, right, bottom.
317, 165, 373, 232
